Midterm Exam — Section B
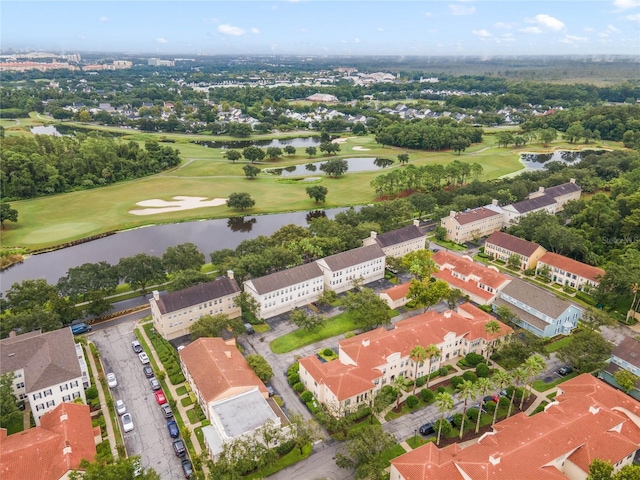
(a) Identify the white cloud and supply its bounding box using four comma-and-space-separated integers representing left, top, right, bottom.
378, 27, 384, 31
498, 34, 516, 42
472, 29, 492, 37
251, 27, 260, 34
560, 34, 588, 44
449, 4, 476, 15
422, 11, 434, 18
99, 16, 110, 22
520, 26, 542, 34
218, 24, 246, 36
156, 38, 168, 44
353, 38, 360, 43
78, 35, 86, 39
583, 27, 595, 32
613, 0, 640, 10
627, 12, 640, 21
526, 14, 565, 31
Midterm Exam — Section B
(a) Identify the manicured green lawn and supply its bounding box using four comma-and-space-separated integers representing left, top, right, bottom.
244, 443, 312, 480
380, 443, 409, 466
406, 435, 433, 449
431, 238, 468, 251
176, 386, 188, 396
533, 372, 578, 392
186, 408, 200, 425
544, 336, 572, 353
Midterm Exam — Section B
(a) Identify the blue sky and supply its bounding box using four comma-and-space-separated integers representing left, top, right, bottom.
2, 0, 639, 56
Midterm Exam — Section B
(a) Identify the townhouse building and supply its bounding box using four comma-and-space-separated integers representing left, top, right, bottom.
298, 304, 511, 416
243, 262, 324, 320
441, 202, 504, 244
528, 178, 582, 211
150, 272, 241, 340
0, 329, 89, 426
484, 231, 547, 270
600, 337, 640, 400
379, 282, 412, 309
316, 244, 386, 294
536, 252, 605, 291
432, 251, 512, 304
362, 220, 426, 258
501, 194, 558, 225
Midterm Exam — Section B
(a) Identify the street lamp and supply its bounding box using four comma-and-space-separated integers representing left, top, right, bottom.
414, 428, 417, 443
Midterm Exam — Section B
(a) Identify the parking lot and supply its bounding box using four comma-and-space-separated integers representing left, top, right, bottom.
91, 321, 185, 479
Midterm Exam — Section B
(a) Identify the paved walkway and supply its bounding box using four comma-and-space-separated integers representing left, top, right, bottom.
85, 342, 119, 459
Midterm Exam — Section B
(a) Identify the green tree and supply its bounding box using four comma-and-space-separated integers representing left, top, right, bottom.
452, 136, 471, 155
242, 146, 266, 164
484, 319, 502, 364
5, 279, 57, 314
507, 254, 522, 270
289, 413, 322, 455
456, 379, 477, 439
539, 128, 557, 146
507, 367, 527, 417
580, 307, 616, 332
227, 192, 255, 210
0, 373, 22, 431
306, 185, 328, 203
446, 288, 463, 309
401, 250, 437, 280
233, 291, 260, 322
69, 456, 159, 480
320, 158, 348, 177
190, 313, 245, 339
266, 146, 282, 160
284, 145, 296, 156
474, 377, 493, 433
167, 269, 211, 292
587, 459, 614, 480
410, 345, 427, 394
435, 391, 454, 445
397, 153, 409, 165
225, 149, 242, 162
242, 164, 261, 179
521, 354, 546, 409
335, 424, 396, 480
246, 354, 274, 383
305, 146, 317, 157
557, 330, 613, 373
57, 262, 120, 301
408, 278, 451, 312
565, 122, 585, 144
614, 369, 639, 393
83, 290, 113, 317
434, 226, 447, 241
290, 308, 323, 332
162, 242, 205, 274
0, 203, 18, 228
491, 370, 511, 425
409, 193, 436, 220
342, 287, 392, 331
424, 344, 441, 389
117, 254, 166, 293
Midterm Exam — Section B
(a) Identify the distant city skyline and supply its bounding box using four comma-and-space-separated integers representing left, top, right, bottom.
2, 0, 639, 56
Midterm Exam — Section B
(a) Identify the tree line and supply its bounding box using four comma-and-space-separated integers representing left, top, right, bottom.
374, 117, 483, 151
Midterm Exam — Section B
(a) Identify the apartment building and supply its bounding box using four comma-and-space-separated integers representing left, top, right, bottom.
536, 252, 605, 291
362, 220, 426, 258
484, 231, 547, 270
441, 202, 504, 244
316, 244, 386, 294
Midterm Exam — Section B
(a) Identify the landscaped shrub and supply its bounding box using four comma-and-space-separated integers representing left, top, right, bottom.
288, 373, 300, 386
420, 388, 434, 403
499, 396, 510, 408
466, 407, 480, 422
300, 391, 313, 403
415, 376, 427, 388
464, 352, 485, 367
575, 291, 597, 305
476, 363, 490, 378
288, 362, 299, 376
524, 268, 536, 276
484, 401, 497, 413
293, 382, 305, 393
323, 348, 334, 357
86, 386, 98, 401
276, 440, 295, 456
462, 371, 478, 383
456, 359, 469, 368
439, 367, 449, 376
437, 386, 446, 394
348, 406, 371, 422
450, 376, 464, 389
406, 395, 419, 408
452, 413, 464, 427
95, 441, 114, 464
434, 418, 452, 436
478, 304, 493, 313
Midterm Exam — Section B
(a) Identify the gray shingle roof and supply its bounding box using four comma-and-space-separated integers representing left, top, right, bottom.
485, 231, 543, 258
544, 181, 581, 198
374, 225, 424, 248
246, 262, 323, 295
0, 329, 82, 392
613, 337, 640, 368
500, 278, 577, 319
156, 277, 240, 314
319, 244, 385, 271
509, 194, 557, 214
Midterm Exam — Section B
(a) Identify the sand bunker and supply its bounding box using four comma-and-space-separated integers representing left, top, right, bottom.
129, 196, 227, 216
331, 136, 356, 144
352, 146, 371, 151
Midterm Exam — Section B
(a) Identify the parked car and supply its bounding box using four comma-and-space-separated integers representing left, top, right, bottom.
155, 390, 167, 405
161, 403, 173, 418
149, 377, 161, 391
266, 385, 275, 397
557, 366, 573, 376
181, 459, 193, 478
419, 422, 435, 436
244, 323, 255, 334
70, 323, 91, 335
115, 399, 126, 415
122, 413, 134, 433
143, 365, 154, 378
167, 420, 179, 438
483, 395, 499, 404
173, 438, 187, 457
107, 372, 118, 388
131, 340, 143, 353
138, 352, 150, 364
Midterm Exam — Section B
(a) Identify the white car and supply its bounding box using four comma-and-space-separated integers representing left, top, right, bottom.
107, 372, 118, 388
115, 399, 126, 415
122, 412, 134, 432
138, 352, 150, 364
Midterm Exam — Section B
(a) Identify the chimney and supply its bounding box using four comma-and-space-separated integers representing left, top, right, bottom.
444, 311, 452, 318
63, 441, 72, 456
152, 290, 160, 301
370, 231, 377, 239
362, 339, 370, 347
538, 186, 545, 193
491, 199, 498, 206
413, 219, 420, 227
450, 210, 456, 218
227, 270, 234, 280
570, 178, 576, 184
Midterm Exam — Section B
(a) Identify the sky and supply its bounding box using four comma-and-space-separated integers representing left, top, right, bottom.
2, 0, 639, 56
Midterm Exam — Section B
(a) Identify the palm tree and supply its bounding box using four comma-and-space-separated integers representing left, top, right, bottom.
483, 320, 502, 365
393, 375, 406, 410
424, 345, 441, 390
410, 345, 427, 394
491, 370, 511, 425
456, 379, 477, 439
435, 391, 454, 445
508, 367, 527, 418
474, 377, 494, 434
520, 354, 546, 410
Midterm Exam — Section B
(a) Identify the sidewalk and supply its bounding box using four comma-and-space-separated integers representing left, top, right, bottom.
85, 342, 119, 459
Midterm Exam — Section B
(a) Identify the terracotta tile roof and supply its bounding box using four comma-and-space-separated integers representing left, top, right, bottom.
451, 207, 503, 226
156, 276, 240, 314
299, 355, 381, 401
538, 252, 605, 283
507, 194, 556, 214
380, 281, 411, 301
374, 224, 425, 248
433, 269, 495, 302
245, 262, 323, 295
433, 251, 512, 290
485, 231, 543, 258
392, 374, 640, 480
0, 329, 82, 392
612, 337, 640, 369
0, 403, 96, 480
318, 244, 385, 271
180, 338, 267, 403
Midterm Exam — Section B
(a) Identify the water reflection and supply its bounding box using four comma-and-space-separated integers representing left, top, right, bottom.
227, 217, 257, 232
194, 136, 320, 149
519, 150, 606, 169
264, 157, 394, 177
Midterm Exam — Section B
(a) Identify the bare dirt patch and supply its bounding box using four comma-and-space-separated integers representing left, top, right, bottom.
129, 196, 227, 216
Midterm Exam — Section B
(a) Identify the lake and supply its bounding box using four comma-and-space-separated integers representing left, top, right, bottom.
264, 157, 395, 176
193, 136, 321, 149
30, 125, 63, 136
519, 150, 606, 169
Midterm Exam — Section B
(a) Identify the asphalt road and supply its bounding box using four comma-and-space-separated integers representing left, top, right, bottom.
90, 321, 185, 479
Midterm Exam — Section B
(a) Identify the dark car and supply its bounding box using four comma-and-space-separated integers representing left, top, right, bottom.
173, 438, 187, 457
419, 422, 435, 436
181, 459, 193, 478
167, 420, 179, 438
161, 403, 173, 418
558, 366, 573, 376
483, 395, 499, 404
143, 365, 154, 378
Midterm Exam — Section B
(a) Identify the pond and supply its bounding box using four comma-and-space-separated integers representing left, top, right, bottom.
30, 125, 63, 136
0, 208, 348, 292
193, 136, 321, 149
519, 150, 607, 169
264, 157, 395, 176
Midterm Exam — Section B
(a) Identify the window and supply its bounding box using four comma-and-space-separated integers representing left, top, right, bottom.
44, 389, 52, 396
72, 392, 81, 399
16, 382, 24, 389
60, 384, 68, 392
63, 395, 71, 402
33, 393, 42, 400
36, 404, 45, 411
46, 400, 56, 408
